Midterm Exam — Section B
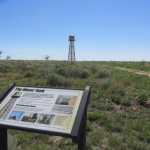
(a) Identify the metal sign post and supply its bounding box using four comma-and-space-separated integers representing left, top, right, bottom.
78, 112, 87, 150
0, 83, 91, 150
0, 128, 7, 150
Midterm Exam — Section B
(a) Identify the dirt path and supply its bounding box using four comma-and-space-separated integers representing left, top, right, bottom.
115, 67, 150, 77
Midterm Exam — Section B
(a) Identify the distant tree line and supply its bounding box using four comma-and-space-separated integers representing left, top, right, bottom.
0, 50, 50, 60
0, 50, 12, 60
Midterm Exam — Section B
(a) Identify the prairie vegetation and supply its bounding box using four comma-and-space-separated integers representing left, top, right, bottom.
0, 60, 150, 150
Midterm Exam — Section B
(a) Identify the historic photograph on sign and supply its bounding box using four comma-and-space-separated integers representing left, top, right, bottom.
55, 95, 77, 106
0, 98, 18, 120
52, 115, 71, 127
36, 114, 55, 125
21, 112, 39, 123
7, 110, 25, 121
51, 105, 74, 114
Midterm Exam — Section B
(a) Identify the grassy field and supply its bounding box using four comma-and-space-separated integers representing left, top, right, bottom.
0, 60, 150, 150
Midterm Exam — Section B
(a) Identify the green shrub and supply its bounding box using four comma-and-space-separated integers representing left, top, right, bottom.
68, 67, 89, 78
23, 71, 34, 77
98, 114, 112, 127
68, 68, 79, 78
56, 67, 66, 76
92, 103, 114, 111
91, 65, 97, 74
136, 91, 148, 105
86, 130, 103, 149
87, 112, 101, 121
86, 121, 92, 132
12, 74, 22, 80
100, 78, 112, 90
117, 88, 125, 96
121, 99, 132, 106
97, 68, 110, 79
138, 129, 150, 142
97, 90, 105, 99
104, 103, 114, 111
139, 60, 146, 66
44, 68, 55, 75
123, 77, 131, 86
133, 119, 146, 132
8, 134, 18, 150
90, 101, 96, 108
111, 122, 123, 132
111, 94, 121, 105
45, 73, 70, 87
79, 69, 89, 78
0, 65, 9, 73
108, 135, 123, 149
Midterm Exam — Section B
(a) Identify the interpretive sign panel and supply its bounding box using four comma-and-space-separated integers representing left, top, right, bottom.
0, 85, 83, 134
0, 83, 91, 150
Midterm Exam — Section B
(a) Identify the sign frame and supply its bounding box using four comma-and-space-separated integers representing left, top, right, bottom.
0, 83, 91, 150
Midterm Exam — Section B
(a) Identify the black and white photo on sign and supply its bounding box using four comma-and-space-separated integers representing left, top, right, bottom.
21, 112, 39, 123
36, 114, 55, 125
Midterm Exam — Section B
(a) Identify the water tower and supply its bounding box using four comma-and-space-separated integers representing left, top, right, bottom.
68, 35, 76, 61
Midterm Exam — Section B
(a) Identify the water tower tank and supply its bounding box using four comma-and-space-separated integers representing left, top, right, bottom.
69, 35, 75, 41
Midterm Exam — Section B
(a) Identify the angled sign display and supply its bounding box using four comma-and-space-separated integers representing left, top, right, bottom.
0, 83, 91, 150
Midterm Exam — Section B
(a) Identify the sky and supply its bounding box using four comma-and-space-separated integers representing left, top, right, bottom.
0, 0, 150, 61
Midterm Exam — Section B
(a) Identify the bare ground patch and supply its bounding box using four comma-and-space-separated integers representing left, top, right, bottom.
116, 67, 150, 77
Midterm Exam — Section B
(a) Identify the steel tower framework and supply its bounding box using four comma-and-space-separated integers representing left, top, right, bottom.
68, 35, 76, 61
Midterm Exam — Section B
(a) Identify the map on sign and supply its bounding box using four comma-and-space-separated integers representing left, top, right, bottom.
0, 86, 83, 133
